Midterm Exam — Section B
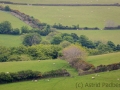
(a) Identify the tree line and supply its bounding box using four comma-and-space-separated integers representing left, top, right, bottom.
0, 21, 53, 36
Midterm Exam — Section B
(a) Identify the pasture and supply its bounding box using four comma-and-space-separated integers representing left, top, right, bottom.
0, 52, 120, 73
0, 70, 120, 90
87, 52, 120, 66
0, 52, 120, 90
0, 34, 23, 47
2, 5, 120, 28
0, 0, 120, 4
0, 11, 30, 28
59, 30, 120, 44
0, 59, 77, 75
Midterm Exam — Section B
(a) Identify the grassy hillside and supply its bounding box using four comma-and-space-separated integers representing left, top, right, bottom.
0, 52, 120, 73
0, 52, 120, 90
0, 11, 30, 28
0, 59, 77, 75
1, 0, 120, 4
87, 52, 120, 66
3, 5, 120, 28
0, 34, 23, 47
59, 30, 120, 45
0, 68, 119, 90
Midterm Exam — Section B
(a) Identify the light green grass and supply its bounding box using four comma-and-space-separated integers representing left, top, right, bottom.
59, 30, 120, 44
4, 5, 120, 28
0, 52, 120, 90
1, 0, 120, 4
87, 52, 120, 66
0, 52, 120, 73
0, 69, 119, 90
0, 59, 77, 75
0, 34, 23, 47
0, 11, 30, 28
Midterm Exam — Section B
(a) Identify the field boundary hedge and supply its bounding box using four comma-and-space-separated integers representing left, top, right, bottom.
0, 1, 120, 6
79, 62, 120, 76
0, 69, 70, 84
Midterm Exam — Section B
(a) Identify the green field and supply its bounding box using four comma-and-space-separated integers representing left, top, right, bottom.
0, 11, 30, 28
1, 0, 120, 4
0, 59, 77, 75
0, 52, 120, 90
0, 69, 120, 90
87, 52, 120, 66
0, 34, 23, 47
3, 5, 120, 28
0, 52, 119, 73
59, 30, 120, 44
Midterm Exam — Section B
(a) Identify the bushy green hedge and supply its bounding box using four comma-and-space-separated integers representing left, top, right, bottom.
0, 69, 70, 84
42, 69, 70, 78
0, 70, 41, 84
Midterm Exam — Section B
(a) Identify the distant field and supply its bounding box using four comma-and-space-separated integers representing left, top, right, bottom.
59, 30, 120, 44
87, 52, 120, 66
0, 0, 120, 4
0, 34, 22, 47
3, 5, 120, 28
0, 11, 30, 28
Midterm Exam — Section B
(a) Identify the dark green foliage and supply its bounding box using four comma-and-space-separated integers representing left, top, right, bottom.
0, 46, 10, 62
11, 28, 20, 35
0, 55, 8, 62
23, 33, 42, 46
0, 69, 70, 84
42, 69, 70, 78
42, 25, 51, 36
21, 26, 29, 34
116, 44, 120, 51
63, 36, 74, 43
79, 35, 95, 48
0, 21, 12, 34
97, 43, 112, 54
0, 70, 41, 84
107, 41, 116, 50
51, 35, 63, 44
4, 5, 11, 11
71, 33, 79, 42
52, 23, 79, 29
61, 33, 71, 38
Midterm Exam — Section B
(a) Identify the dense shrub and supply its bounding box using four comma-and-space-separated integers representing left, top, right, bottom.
23, 33, 42, 46
94, 62, 120, 73
0, 70, 41, 84
43, 69, 70, 78
0, 69, 70, 84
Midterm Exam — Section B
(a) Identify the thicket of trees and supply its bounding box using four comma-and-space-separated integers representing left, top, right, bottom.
0, 45, 61, 62
0, 21, 20, 35
23, 33, 42, 46
0, 21, 53, 36
50, 33, 120, 54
